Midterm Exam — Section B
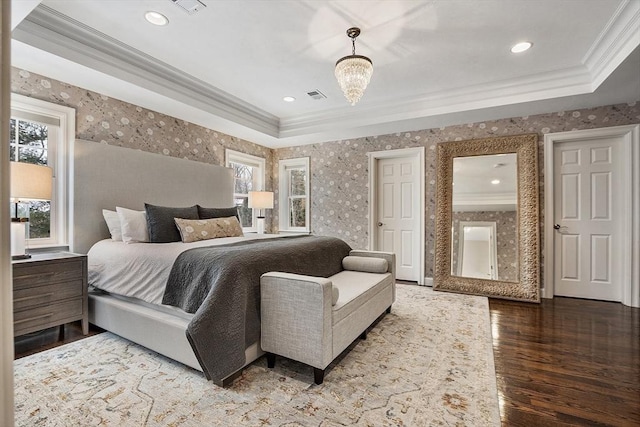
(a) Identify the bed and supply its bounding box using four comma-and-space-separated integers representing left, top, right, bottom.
72, 140, 350, 386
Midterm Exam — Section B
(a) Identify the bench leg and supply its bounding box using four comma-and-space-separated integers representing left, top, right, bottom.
360, 330, 367, 340
266, 353, 276, 368
314, 368, 325, 385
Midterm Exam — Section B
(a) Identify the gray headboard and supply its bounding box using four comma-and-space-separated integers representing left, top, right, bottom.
72, 140, 235, 254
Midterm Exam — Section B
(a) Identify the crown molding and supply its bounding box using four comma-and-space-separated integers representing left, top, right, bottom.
10, 3, 640, 148
583, 0, 640, 89
279, 65, 594, 138
12, 5, 280, 137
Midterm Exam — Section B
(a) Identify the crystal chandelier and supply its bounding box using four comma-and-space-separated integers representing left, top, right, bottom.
335, 27, 373, 106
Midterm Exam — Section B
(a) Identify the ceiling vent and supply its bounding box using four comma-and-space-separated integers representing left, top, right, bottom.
171, 0, 206, 15
307, 90, 327, 100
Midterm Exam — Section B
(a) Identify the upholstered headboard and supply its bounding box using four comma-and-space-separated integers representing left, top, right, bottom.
72, 140, 234, 254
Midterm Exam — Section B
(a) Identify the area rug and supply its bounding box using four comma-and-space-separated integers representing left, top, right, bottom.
14, 285, 500, 426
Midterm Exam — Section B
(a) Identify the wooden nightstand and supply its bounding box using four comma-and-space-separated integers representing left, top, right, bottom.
12, 252, 88, 338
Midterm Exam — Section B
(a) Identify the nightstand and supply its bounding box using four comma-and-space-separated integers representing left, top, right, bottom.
12, 252, 88, 338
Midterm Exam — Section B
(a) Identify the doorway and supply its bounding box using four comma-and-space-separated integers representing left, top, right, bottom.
368, 147, 425, 284
544, 125, 639, 307
455, 221, 498, 280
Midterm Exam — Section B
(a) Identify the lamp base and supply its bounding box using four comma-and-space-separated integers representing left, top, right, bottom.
11, 219, 29, 260
257, 216, 265, 234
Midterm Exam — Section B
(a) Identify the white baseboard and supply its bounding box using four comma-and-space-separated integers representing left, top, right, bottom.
424, 277, 433, 287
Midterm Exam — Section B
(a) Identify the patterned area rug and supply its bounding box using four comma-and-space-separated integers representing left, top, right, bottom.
14, 285, 500, 426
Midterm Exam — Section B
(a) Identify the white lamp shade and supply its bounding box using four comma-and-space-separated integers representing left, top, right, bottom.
248, 191, 274, 209
10, 162, 53, 201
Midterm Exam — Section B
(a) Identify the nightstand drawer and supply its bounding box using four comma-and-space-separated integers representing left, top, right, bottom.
13, 298, 83, 336
13, 280, 84, 312
12, 252, 88, 338
13, 258, 84, 289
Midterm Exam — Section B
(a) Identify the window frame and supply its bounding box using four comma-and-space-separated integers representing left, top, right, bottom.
10, 93, 75, 249
278, 157, 310, 233
225, 149, 266, 232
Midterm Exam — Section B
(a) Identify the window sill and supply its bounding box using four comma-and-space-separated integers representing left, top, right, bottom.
278, 230, 311, 235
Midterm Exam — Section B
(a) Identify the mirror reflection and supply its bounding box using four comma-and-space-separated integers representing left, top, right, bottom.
451, 154, 518, 282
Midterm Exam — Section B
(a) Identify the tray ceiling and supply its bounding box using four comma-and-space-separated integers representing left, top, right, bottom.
10, 0, 640, 147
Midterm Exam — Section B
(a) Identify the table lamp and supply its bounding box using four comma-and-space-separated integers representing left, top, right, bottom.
248, 191, 273, 234
10, 162, 53, 259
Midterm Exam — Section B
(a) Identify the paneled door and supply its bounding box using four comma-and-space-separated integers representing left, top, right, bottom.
376, 156, 420, 281
553, 137, 624, 301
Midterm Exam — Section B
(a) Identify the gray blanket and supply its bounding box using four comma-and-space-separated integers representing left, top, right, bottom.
162, 235, 351, 383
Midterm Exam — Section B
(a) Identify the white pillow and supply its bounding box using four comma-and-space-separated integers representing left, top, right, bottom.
116, 207, 149, 243
102, 209, 122, 241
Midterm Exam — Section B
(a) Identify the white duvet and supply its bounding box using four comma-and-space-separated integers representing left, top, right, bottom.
88, 234, 288, 305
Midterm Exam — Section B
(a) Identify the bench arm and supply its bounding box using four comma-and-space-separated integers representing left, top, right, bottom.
260, 272, 334, 369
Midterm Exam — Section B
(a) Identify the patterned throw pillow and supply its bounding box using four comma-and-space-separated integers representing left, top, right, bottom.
174, 216, 244, 243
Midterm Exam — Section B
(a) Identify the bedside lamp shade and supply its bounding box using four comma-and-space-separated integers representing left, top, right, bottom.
10, 162, 53, 201
10, 162, 53, 259
248, 191, 273, 234
248, 191, 274, 210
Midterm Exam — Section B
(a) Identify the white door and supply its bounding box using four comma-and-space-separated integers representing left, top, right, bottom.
553, 137, 624, 301
458, 222, 498, 280
376, 156, 420, 281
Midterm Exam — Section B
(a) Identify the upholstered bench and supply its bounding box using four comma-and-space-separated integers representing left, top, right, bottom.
260, 250, 395, 384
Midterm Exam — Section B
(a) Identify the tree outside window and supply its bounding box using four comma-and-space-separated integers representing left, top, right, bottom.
230, 161, 254, 227
288, 168, 307, 228
279, 157, 310, 232
9, 118, 51, 239
226, 149, 266, 231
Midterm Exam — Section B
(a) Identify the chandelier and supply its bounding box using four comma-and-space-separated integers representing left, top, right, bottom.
335, 27, 373, 106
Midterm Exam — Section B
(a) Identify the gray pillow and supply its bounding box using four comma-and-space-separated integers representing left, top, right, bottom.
145, 203, 199, 243
197, 205, 239, 221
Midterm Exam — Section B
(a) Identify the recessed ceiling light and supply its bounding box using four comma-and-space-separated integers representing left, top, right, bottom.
145, 11, 169, 26
283, 96, 296, 102
491, 179, 501, 185
511, 41, 532, 53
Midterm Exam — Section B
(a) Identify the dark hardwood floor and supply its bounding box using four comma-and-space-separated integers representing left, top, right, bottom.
14, 295, 639, 426
14, 321, 103, 360
490, 297, 640, 426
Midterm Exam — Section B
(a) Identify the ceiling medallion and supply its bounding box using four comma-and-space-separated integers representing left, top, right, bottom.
335, 27, 373, 106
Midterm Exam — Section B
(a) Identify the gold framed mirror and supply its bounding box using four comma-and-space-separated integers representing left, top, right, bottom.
434, 133, 540, 302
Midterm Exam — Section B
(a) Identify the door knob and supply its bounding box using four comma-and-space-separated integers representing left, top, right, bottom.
554, 224, 561, 230
377, 222, 383, 227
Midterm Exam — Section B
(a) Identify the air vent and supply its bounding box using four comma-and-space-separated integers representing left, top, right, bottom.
171, 0, 206, 14
307, 90, 327, 100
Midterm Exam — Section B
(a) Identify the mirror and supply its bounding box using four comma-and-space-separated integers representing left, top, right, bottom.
434, 134, 540, 302
451, 153, 518, 282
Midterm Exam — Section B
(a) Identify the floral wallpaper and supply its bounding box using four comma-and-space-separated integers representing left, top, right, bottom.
10, 66, 639, 286
10, 67, 275, 230
451, 211, 518, 283
274, 102, 640, 283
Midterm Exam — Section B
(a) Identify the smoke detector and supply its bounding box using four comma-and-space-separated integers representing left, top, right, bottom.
307, 90, 327, 100
171, 0, 206, 15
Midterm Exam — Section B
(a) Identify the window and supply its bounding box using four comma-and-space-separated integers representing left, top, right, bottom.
10, 94, 75, 248
225, 149, 265, 231
278, 157, 309, 232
